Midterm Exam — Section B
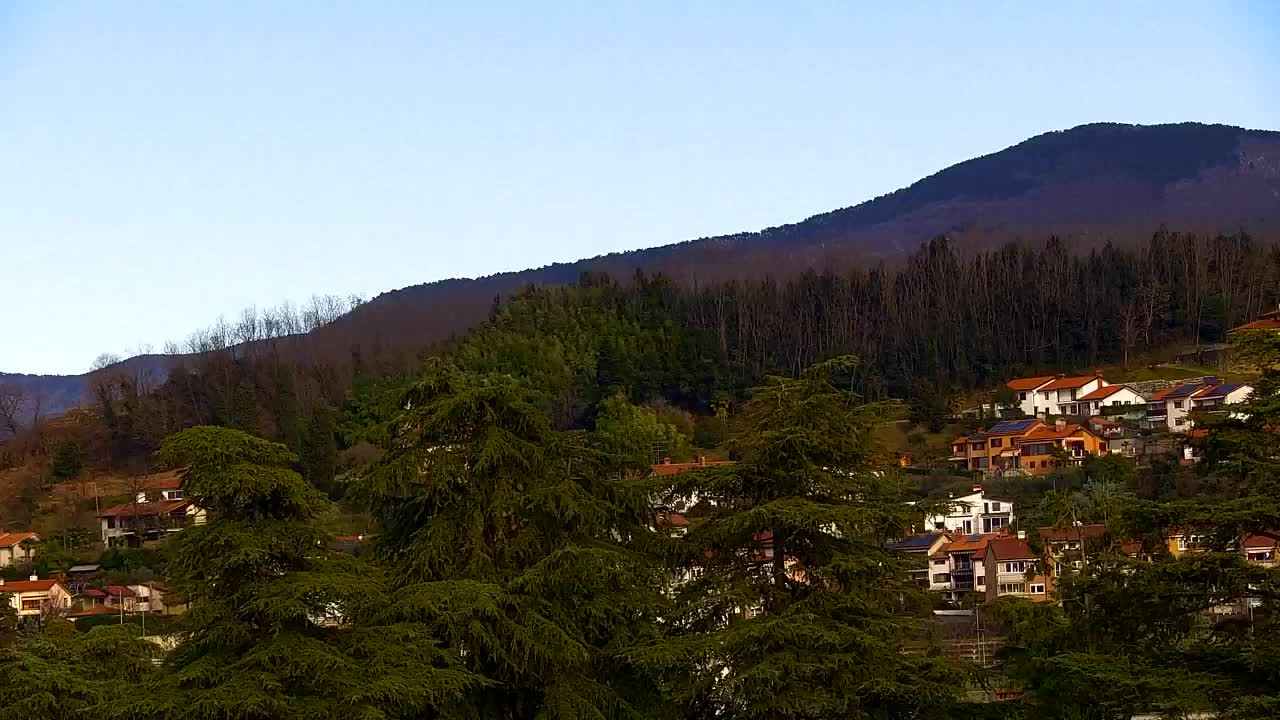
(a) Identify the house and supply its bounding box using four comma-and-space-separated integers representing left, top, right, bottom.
1016, 420, 1107, 474
1077, 384, 1145, 416
923, 488, 1015, 536
1190, 383, 1253, 416
887, 532, 953, 588
1033, 374, 1110, 416
0, 577, 73, 617
929, 534, 993, 601
1241, 533, 1280, 567
984, 534, 1048, 601
64, 564, 102, 593
1147, 380, 1252, 431
949, 419, 1044, 474
98, 499, 207, 548
1039, 524, 1108, 590
1005, 376, 1056, 417
0, 532, 39, 568
1230, 308, 1280, 332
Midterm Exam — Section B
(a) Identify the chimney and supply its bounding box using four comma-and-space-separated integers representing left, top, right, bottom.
699, 456, 706, 467
1205, 376, 1219, 386
1055, 418, 1067, 431
0, 579, 5, 586
29, 575, 38, 582
1017, 530, 1027, 540
662, 458, 671, 465
971, 484, 982, 494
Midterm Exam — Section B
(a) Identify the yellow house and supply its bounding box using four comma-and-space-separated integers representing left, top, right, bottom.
1015, 420, 1106, 475
949, 419, 1045, 473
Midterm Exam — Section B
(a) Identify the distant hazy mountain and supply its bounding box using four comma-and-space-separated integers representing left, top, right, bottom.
9, 122, 1279, 418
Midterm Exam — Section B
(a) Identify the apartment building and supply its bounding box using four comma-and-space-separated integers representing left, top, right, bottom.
929, 534, 991, 601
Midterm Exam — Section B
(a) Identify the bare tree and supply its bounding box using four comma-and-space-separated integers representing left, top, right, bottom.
0, 383, 29, 435
90, 352, 123, 372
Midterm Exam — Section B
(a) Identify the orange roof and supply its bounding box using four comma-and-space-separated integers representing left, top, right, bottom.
1039, 375, 1100, 391
1231, 309, 1280, 332
1020, 423, 1098, 442
1007, 376, 1055, 391
1077, 384, 1129, 401
1242, 533, 1280, 549
97, 499, 191, 519
651, 460, 734, 477
0, 532, 38, 548
935, 535, 992, 560
0, 579, 62, 593
987, 537, 1036, 561
1038, 524, 1107, 543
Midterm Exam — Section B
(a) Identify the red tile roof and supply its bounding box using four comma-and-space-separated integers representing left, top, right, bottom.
1242, 532, 1280, 549
1021, 423, 1099, 442
96, 499, 191, 519
105, 585, 136, 598
1038, 524, 1107, 543
0, 532, 38, 548
1077, 384, 1130, 401
987, 537, 1036, 561
655, 511, 689, 529
1231, 309, 1280, 332
0, 579, 62, 593
650, 460, 734, 477
1039, 375, 1101, 391
81, 588, 109, 598
1007, 376, 1055, 391
935, 535, 992, 560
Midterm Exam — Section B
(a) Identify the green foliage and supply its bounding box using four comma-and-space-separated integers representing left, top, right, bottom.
47, 442, 83, 480
593, 392, 691, 465
123, 426, 478, 720
648, 356, 970, 719
357, 363, 673, 719
0, 623, 158, 720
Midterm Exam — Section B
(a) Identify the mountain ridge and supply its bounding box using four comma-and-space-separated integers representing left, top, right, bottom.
7, 121, 1279, 417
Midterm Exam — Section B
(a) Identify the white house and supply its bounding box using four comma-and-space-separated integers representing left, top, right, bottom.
1148, 381, 1252, 431
0, 532, 38, 568
1005, 376, 1055, 417
1033, 374, 1109, 416
1077, 384, 1145, 416
98, 499, 207, 548
924, 489, 1015, 536
1, 577, 73, 617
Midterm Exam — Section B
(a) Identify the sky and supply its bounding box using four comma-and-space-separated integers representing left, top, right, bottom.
1, 2, 1277, 375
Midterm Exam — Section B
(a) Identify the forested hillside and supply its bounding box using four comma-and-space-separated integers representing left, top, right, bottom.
9, 122, 1279, 419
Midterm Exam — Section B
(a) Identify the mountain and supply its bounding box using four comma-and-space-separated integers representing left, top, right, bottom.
8, 121, 1280, 418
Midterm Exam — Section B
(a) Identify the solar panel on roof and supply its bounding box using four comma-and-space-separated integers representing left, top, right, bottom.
1167, 384, 1203, 398
990, 419, 1035, 433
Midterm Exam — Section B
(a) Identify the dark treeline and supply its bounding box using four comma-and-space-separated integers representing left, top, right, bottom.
68, 229, 1280, 477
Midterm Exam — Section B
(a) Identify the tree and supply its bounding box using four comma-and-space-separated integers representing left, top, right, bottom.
357, 363, 674, 719
0, 621, 157, 720
593, 391, 690, 465
122, 426, 477, 720
649, 356, 968, 719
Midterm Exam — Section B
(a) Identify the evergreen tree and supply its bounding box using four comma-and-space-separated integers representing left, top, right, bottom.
0, 621, 156, 720
649, 356, 969, 719
123, 426, 477, 720
357, 363, 675, 720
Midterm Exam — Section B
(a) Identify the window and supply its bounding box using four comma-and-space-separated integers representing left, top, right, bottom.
1002, 561, 1027, 574
1030, 584, 1046, 594
1178, 535, 1204, 551
970, 442, 986, 451
991, 438, 1002, 448
963, 520, 973, 535
106, 517, 116, 529
1019, 392, 1028, 401
933, 558, 947, 565
983, 503, 990, 513
21, 599, 41, 611
998, 583, 1026, 595
1055, 562, 1064, 575
932, 573, 950, 584
973, 457, 989, 469
1174, 400, 1184, 409
934, 522, 946, 530
1248, 551, 1274, 562
992, 502, 1002, 512
984, 517, 1007, 533
976, 577, 985, 587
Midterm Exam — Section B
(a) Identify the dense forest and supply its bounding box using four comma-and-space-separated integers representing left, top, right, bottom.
2, 328, 1279, 719
3, 228, 1268, 485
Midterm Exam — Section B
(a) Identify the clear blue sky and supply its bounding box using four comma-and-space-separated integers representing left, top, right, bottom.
2, 1, 1277, 374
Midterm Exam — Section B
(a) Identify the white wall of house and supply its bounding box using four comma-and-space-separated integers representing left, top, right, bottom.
1050, 378, 1106, 415
924, 492, 1015, 535
1086, 386, 1145, 415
